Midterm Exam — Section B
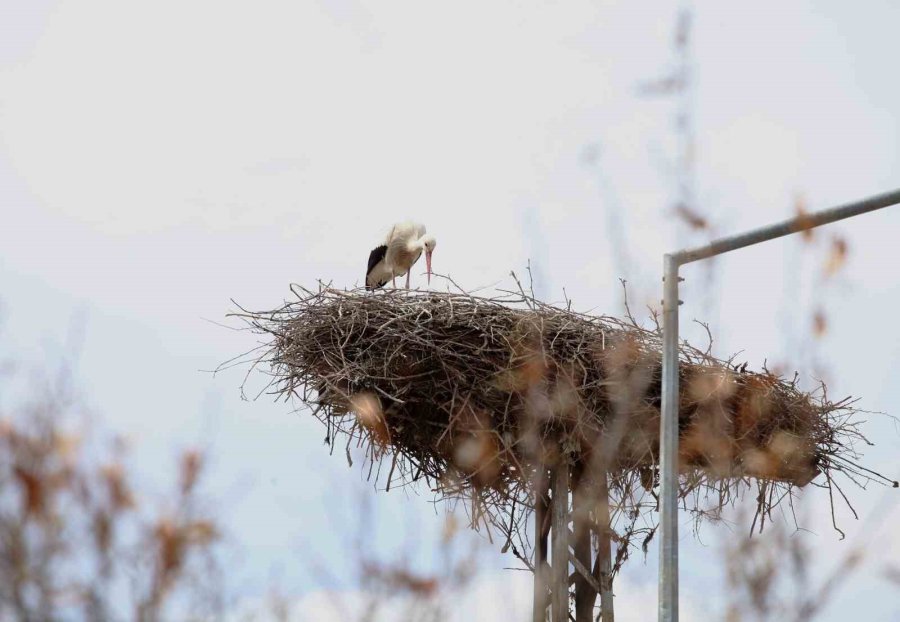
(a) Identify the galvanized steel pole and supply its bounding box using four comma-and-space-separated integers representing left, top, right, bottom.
674, 188, 900, 267
657, 188, 900, 622
658, 254, 681, 622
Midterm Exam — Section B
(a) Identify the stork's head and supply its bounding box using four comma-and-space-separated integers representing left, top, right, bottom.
421, 235, 437, 284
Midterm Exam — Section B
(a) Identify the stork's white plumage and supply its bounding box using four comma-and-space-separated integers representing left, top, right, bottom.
365, 221, 437, 290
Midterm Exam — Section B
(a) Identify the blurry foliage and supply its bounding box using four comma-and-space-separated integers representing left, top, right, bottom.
782, 193, 854, 378
0, 358, 223, 622
617, 6, 896, 620
349, 509, 481, 622
238, 504, 482, 622
721, 504, 900, 622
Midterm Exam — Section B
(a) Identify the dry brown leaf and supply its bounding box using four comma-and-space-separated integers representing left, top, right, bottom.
350, 392, 390, 447
824, 236, 848, 277
813, 310, 827, 338
674, 203, 708, 230
794, 195, 814, 242
179, 450, 203, 495
102, 462, 134, 511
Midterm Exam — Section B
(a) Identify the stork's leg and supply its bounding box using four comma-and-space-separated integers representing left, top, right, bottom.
405, 272, 411, 289
392, 274, 397, 288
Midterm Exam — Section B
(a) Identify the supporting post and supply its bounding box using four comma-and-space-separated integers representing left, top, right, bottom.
572, 465, 595, 622
596, 472, 614, 622
659, 254, 681, 622
533, 466, 550, 622
551, 463, 570, 622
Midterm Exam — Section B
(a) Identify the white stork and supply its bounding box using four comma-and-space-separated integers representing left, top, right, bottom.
365, 221, 437, 290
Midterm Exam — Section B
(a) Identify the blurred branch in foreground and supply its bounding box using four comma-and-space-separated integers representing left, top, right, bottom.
0, 357, 223, 622
724, 487, 900, 622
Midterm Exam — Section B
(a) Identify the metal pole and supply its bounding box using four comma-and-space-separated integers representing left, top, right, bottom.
674, 188, 900, 265
659, 254, 680, 622
657, 188, 900, 622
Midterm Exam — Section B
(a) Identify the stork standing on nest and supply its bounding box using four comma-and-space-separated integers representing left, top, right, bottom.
365, 221, 437, 290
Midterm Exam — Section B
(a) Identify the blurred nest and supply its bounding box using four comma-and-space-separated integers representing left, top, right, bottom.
232, 282, 895, 568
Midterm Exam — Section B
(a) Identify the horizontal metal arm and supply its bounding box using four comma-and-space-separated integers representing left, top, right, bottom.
672, 187, 900, 266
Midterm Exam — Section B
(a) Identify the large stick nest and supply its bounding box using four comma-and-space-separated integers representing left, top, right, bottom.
231, 282, 895, 570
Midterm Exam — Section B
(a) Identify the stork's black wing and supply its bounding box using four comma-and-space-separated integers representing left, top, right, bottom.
365, 244, 388, 289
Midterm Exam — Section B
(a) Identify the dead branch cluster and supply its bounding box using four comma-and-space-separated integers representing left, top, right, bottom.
232, 282, 895, 573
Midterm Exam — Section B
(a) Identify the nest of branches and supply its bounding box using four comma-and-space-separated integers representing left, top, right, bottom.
232, 282, 895, 571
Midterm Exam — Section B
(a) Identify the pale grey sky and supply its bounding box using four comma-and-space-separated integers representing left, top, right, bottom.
2, 1, 899, 619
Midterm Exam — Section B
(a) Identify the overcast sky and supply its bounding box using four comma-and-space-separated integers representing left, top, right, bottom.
2, 1, 899, 620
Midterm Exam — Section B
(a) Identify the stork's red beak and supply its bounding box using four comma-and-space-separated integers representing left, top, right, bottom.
425, 251, 432, 285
